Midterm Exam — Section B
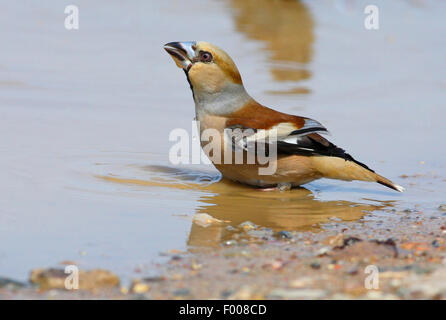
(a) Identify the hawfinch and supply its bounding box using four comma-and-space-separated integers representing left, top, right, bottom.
164, 41, 404, 192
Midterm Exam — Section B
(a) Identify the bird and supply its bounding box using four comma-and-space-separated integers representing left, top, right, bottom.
164, 41, 404, 192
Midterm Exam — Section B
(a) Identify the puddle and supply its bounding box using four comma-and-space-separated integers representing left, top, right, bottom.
98, 164, 392, 247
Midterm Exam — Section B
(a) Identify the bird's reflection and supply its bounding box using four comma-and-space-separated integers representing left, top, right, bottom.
229, 0, 314, 93
98, 165, 393, 247
188, 178, 390, 247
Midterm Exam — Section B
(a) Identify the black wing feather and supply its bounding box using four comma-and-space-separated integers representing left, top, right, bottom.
277, 135, 374, 172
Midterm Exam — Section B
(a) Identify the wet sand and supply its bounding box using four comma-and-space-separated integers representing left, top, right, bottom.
1, 0, 446, 299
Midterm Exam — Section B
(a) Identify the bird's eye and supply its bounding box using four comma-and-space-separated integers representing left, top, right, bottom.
199, 51, 213, 63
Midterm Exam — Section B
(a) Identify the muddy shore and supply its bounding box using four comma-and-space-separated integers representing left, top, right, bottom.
2, 202, 446, 300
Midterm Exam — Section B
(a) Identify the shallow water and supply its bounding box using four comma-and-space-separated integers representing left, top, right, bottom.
1, 0, 445, 282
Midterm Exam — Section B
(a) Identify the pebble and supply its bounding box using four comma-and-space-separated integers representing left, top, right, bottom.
432, 240, 440, 248
275, 230, 292, 239
192, 213, 222, 228
239, 221, 257, 231
438, 204, 446, 212
324, 234, 345, 247
141, 276, 164, 283
247, 229, 270, 239
310, 262, 321, 269
130, 280, 150, 294
317, 247, 330, 256
223, 240, 237, 246
289, 278, 313, 288
221, 290, 233, 299
173, 288, 191, 297
346, 267, 359, 275
190, 260, 203, 270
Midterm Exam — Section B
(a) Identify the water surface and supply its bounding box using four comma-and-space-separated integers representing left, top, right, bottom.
1, 0, 445, 282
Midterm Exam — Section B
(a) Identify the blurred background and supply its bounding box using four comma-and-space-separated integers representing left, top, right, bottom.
0, 0, 445, 282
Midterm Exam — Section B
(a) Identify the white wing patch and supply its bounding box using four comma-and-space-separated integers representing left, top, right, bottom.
226, 118, 329, 151
245, 118, 328, 145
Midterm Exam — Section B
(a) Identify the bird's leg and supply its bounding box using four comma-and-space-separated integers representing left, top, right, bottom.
277, 182, 292, 191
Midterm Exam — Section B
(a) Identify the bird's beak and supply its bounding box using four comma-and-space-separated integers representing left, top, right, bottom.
164, 41, 196, 72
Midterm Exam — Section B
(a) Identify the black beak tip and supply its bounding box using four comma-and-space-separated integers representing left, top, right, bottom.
164, 41, 181, 50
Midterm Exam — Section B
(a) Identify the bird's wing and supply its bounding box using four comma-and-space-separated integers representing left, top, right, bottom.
224, 101, 372, 171
225, 100, 328, 152
225, 101, 328, 141
225, 122, 373, 172
276, 133, 372, 171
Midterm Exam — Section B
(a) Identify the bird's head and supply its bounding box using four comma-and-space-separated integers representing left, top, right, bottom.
164, 41, 246, 107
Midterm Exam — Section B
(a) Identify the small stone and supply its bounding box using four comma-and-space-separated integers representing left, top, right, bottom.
438, 204, 446, 212
337, 237, 362, 249
432, 240, 440, 248
141, 276, 165, 282
324, 234, 345, 247
223, 240, 237, 246
173, 288, 191, 297
190, 260, 203, 270
310, 262, 321, 269
239, 221, 257, 231
221, 290, 233, 299
275, 230, 292, 239
192, 213, 222, 228
289, 278, 313, 288
130, 280, 150, 294
317, 247, 330, 256
346, 267, 359, 275
266, 259, 284, 271
241, 267, 251, 273
390, 279, 402, 288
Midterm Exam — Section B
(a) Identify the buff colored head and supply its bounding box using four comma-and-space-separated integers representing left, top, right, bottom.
164, 41, 243, 96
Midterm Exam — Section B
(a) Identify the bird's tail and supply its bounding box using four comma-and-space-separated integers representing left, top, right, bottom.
312, 156, 404, 192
